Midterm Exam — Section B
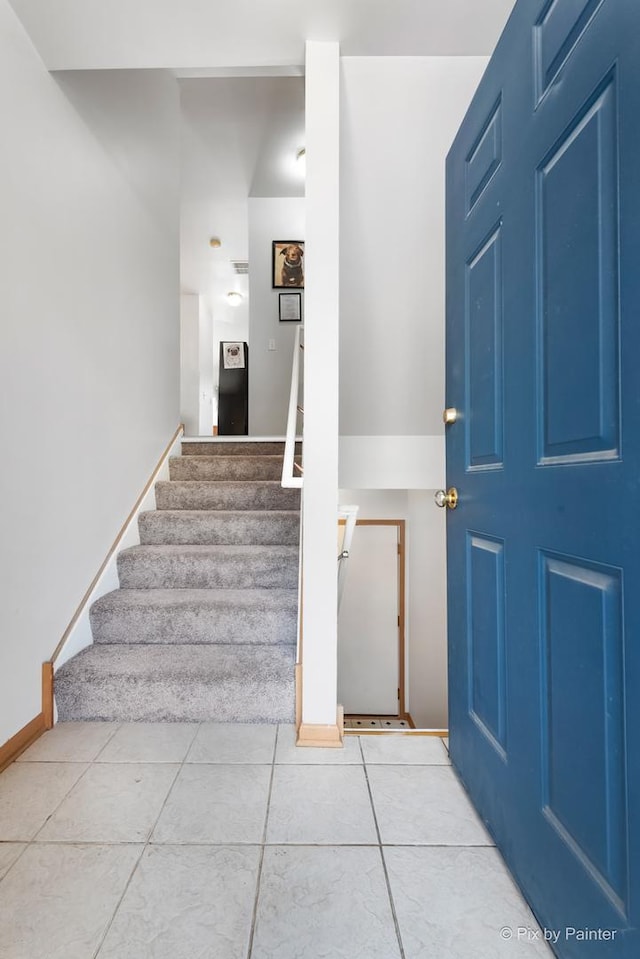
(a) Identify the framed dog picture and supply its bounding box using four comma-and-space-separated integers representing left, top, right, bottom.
222, 342, 246, 369
272, 240, 304, 289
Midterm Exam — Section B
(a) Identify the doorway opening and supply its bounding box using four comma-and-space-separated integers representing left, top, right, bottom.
338, 519, 411, 726
178, 73, 305, 438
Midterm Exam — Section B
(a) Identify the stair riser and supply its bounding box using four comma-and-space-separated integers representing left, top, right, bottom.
138, 512, 300, 546
117, 553, 298, 589
170, 456, 287, 481
55, 672, 295, 723
181, 441, 301, 457
90, 605, 297, 646
155, 482, 300, 511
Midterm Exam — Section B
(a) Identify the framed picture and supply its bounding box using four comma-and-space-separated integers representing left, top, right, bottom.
272, 240, 304, 289
279, 292, 302, 323
222, 342, 246, 370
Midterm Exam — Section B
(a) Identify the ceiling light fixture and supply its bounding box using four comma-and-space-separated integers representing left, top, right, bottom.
209, 237, 222, 248
226, 291, 243, 306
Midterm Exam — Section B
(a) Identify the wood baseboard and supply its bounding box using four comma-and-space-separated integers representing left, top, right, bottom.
296, 707, 344, 748
0, 662, 55, 774
42, 662, 54, 730
0, 713, 46, 774
295, 663, 302, 732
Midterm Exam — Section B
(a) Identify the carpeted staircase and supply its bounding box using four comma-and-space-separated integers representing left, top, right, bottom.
55, 441, 301, 723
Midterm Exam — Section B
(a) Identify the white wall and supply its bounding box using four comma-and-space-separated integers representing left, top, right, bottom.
337, 57, 488, 730
339, 56, 488, 477
248, 197, 304, 436
198, 298, 214, 434
180, 294, 215, 436
0, 0, 180, 746
180, 293, 200, 435
407, 490, 448, 728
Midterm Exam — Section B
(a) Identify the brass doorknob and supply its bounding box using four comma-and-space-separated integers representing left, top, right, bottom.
443, 407, 458, 425
434, 488, 459, 510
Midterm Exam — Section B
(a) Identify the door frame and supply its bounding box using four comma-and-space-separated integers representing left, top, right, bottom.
339, 518, 407, 718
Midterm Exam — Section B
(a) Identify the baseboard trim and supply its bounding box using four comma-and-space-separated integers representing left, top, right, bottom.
0, 663, 55, 773
0, 713, 46, 774
297, 707, 344, 748
42, 662, 54, 730
294, 663, 302, 731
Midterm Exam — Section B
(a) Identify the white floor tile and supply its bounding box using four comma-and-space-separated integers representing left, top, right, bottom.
0, 843, 141, 959
361, 734, 451, 765
17, 723, 119, 763
0, 763, 88, 841
385, 846, 553, 957
368, 765, 494, 845
152, 764, 271, 844
37, 763, 179, 843
96, 723, 198, 763
97, 845, 260, 959
275, 725, 362, 764
252, 846, 401, 959
0, 842, 26, 880
186, 723, 276, 764
266, 765, 378, 845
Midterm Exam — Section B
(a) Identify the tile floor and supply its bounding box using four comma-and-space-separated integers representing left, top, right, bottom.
0, 722, 552, 959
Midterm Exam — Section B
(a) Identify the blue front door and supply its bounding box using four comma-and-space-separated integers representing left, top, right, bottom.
446, 1, 639, 954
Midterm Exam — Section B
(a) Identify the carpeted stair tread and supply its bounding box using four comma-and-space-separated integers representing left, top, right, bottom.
169, 455, 289, 482
117, 544, 299, 589
55, 441, 301, 723
155, 480, 300, 511
139, 509, 300, 545
55, 644, 296, 723
181, 441, 301, 456
90, 588, 298, 646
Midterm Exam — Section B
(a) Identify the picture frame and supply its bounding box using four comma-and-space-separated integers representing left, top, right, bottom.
279, 292, 302, 323
272, 240, 304, 289
222, 341, 246, 370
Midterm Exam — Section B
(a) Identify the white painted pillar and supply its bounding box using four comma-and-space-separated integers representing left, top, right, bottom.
300, 41, 341, 731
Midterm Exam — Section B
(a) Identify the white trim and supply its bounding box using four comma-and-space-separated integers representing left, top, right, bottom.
53, 429, 184, 672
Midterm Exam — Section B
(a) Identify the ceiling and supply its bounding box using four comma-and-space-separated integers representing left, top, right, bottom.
180, 77, 304, 311
7, 0, 516, 311
8, 0, 516, 71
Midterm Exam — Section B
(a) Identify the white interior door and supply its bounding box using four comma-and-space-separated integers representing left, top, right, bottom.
338, 524, 400, 714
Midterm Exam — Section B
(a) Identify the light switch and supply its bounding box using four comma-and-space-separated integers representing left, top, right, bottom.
268, 339, 277, 351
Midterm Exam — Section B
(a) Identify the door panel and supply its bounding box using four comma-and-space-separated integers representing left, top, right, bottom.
539, 552, 627, 908
466, 224, 504, 470
536, 73, 619, 464
446, 1, 639, 954
467, 533, 507, 754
